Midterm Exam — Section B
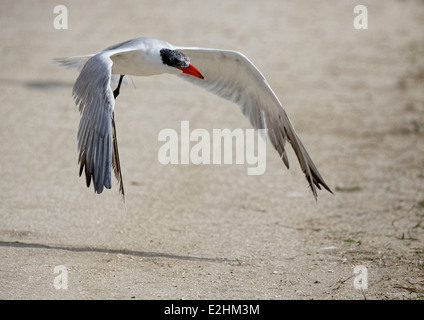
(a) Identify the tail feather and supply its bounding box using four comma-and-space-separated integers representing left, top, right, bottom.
54, 55, 134, 88
53, 55, 93, 71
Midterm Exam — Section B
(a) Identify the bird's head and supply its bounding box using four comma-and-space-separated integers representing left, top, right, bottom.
160, 48, 205, 80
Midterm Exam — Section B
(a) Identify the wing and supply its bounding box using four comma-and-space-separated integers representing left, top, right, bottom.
72, 53, 125, 200
175, 47, 332, 199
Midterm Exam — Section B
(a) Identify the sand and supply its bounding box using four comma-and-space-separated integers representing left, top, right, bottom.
0, 0, 423, 300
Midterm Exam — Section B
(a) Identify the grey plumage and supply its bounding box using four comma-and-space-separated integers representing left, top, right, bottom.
71, 53, 122, 199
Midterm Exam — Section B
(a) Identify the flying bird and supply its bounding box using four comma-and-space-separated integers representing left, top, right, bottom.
55, 37, 332, 201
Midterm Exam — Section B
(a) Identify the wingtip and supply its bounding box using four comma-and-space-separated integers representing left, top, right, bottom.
313, 184, 334, 201
306, 170, 334, 201
118, 182, 125, 204
319, 179, 334, 196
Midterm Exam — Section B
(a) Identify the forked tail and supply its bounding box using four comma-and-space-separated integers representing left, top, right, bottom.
53, 54, 93, 71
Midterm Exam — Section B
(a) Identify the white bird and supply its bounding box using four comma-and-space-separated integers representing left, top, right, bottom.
55, 37, 332, 201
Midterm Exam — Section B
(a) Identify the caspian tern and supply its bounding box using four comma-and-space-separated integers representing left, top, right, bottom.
55, 37, 332, 201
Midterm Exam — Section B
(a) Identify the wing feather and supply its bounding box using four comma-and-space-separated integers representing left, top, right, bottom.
72, 53, 124, 199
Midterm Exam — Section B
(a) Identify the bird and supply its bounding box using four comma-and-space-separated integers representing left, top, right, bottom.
54, 37, 333, 201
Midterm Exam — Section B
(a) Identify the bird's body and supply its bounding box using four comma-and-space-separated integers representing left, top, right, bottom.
55, 37, 332, 201
108, 38, 177, 76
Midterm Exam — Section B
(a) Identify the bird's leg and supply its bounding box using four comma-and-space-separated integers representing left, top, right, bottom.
113, 75, 125, 99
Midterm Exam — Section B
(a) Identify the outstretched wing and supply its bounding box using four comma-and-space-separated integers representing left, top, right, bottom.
72, 53, 124, 200
175, 47, 332, 199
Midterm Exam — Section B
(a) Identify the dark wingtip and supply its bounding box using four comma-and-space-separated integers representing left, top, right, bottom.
306, 169, 334, 201
313, 178, 334, 200
85, 167, 91, 188
316, 177, 334, 196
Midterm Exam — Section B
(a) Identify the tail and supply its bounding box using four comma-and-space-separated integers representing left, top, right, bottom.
53, 54, 135, 88
52, 55, 94, 71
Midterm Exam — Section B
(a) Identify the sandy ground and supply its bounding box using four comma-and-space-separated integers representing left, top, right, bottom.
0, 0, 423, 300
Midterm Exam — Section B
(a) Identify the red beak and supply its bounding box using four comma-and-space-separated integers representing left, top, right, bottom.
178, 64, 205, 80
